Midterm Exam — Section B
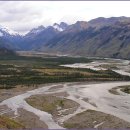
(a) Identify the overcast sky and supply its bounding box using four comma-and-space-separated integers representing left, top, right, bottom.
0, 1, 130, 34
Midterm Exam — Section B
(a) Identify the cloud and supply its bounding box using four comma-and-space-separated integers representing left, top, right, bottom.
0, 1, 130, 34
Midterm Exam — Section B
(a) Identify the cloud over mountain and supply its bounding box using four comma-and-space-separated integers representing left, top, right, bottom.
1, 1, 130, 34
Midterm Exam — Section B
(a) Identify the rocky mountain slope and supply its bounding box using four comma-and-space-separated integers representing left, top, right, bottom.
41, 17, 130, 59
18, 22, 69, 50
1, 17, 130, 59
0, 26, 22, 50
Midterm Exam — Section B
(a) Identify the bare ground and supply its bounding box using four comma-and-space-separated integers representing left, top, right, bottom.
109, 85, 130, 95
1, 82, 130, 129
63, 109, 130, 128
26, 93, 79, 121
0, 105, 48, 128
0, 83, 64, 103
0, 85, 41, 102
16, 108, 48, 128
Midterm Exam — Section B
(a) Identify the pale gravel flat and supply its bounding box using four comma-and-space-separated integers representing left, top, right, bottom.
0, 58, 130, 128
1, 81, 130, 128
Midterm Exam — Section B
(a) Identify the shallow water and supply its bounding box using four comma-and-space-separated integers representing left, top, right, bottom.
1, 58, 130, 128
61, 58, 130, 76
1, 81, 130, 128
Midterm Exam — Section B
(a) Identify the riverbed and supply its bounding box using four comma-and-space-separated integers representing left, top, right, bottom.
0, 58, 130, 128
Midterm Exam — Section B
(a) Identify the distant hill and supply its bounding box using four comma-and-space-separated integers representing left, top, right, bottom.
0, 46, 16, 56
41, 20, 130, 59
1, 17, 130, 59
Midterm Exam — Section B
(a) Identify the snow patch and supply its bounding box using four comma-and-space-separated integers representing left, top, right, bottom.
30, 26, 45, 34
0, 32, 3, 37
53, 24, 63, 31
0, 26, 19, 36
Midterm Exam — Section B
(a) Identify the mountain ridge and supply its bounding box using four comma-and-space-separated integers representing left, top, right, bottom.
1, 16, 130, 59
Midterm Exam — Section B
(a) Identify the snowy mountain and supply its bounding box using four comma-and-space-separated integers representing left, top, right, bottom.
53, 22, 68, 31
26, 22, 68, 36
0, 26, 19, 36
0, 25, 22, 50
2, 18, 130, 59
20, 22, 68, 50
26, 25, 45, 36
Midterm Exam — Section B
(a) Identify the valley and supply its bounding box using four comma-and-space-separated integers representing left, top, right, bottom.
1, 1, 130, 129
0, 53, 130, 129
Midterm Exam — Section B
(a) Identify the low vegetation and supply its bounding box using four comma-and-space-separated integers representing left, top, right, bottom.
0, 116, 24, 128
109, 85, 130, 95
63, 110, 130, 128
0, 55, 129, 89
26, 95, 79, 116
121, 85, 130, 94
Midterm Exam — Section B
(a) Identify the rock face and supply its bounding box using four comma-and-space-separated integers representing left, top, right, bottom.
1, 17, 130, 59
42, 18, 130, 59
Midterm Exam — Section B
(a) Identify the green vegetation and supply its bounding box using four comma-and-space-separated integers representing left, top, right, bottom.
121, 85, 130, 94
109, 85, 130, 95
0, 116, 24, 128
26, 95, 79, 115
0, 55, 129, 89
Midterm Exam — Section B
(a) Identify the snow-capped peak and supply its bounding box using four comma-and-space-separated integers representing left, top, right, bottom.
0, 25, 19, 36
29, 25, 45, 34
53, 22, 68, 32
53, 23, 63, 31
59, 22, 68, 29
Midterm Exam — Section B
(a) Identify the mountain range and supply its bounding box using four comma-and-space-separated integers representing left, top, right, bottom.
1, 16, 130, 59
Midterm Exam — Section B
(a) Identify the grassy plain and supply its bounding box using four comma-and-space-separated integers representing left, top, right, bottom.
0, 55, 129, 89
